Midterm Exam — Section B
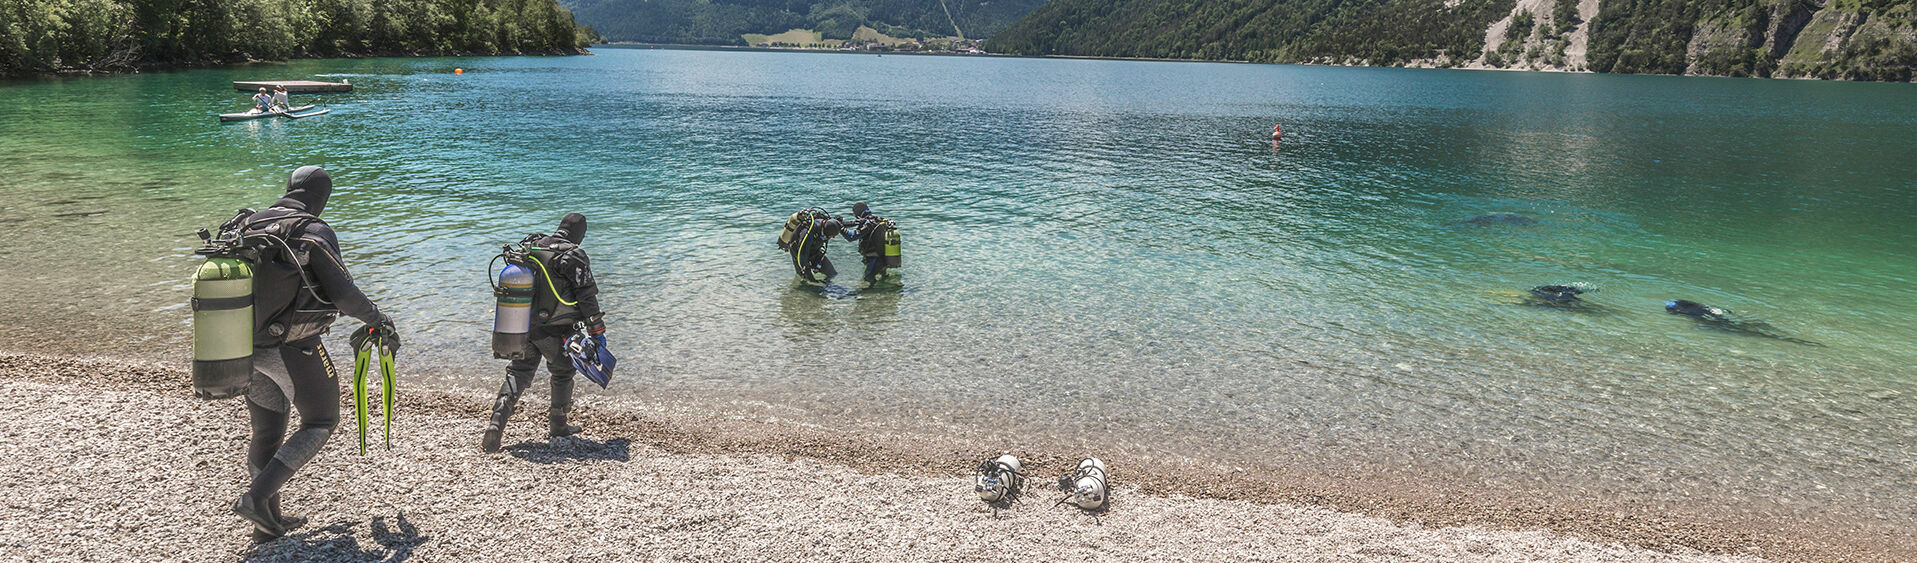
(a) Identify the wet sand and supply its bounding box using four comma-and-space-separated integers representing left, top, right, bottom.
1, 351, 1893, 561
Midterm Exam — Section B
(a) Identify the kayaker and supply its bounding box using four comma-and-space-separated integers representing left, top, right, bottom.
252, 88, 272, 112
270, 86, 290, 112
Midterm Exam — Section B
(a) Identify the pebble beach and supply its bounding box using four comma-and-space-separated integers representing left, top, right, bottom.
4, 352, 1894, 562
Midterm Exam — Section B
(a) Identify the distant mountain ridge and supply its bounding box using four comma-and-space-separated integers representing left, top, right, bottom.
984, 0, 1916, 81
562, 0, 1047, 44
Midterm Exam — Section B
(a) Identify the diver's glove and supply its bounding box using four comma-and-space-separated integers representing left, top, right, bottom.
586, 315, 606, 336
356, 315, 400, 351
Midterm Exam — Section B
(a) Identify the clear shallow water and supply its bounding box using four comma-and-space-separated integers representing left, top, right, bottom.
3, 49, 1915, 540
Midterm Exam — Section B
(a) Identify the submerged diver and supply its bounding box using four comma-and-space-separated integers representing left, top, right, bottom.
482, 213, 606, 453
1529, 284, 1588, 304
840, 201, 893, 282
788, 215, 842, 282
230, 166, 397, 541
1665, 299, 1820, 346
1665, 299, 1731, 322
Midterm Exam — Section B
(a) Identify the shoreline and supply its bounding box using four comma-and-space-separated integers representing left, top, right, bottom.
0, 48, 592, 80
1, 351, 1897, 562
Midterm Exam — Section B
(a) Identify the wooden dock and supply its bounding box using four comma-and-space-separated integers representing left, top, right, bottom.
233, 80, 352, 93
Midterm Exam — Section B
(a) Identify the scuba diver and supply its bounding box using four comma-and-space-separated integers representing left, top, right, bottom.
229, 166, 397, 542
839, 201, 896, 283
1529, 285, 1585, 303
482, 213, 606, 453
787, 214, 842, 283
1665, 299, 1732, 322
1665, 299, 1821, 346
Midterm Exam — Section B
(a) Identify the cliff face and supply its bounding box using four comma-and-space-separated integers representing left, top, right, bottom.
985, 0, 1916, 81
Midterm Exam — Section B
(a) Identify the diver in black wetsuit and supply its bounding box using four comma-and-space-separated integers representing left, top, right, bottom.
482, 213, 606, 453
1530, 285, 1585, 303
789, 216, 842, 282
840, 201, 891, 282
232, 166, 396, 542
1665, 299, 1731, 322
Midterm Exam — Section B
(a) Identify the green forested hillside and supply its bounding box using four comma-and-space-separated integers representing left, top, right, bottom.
1587, 0, 1915, 80
984, 0, 1514, 65
561, 0, 1046, 44
986, 0, 1917, 81
2, 0, 594, 76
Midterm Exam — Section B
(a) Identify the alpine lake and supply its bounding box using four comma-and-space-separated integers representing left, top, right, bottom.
2, 46, 1913, 549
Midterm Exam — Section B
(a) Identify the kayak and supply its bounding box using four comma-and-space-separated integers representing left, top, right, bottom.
218, 105, 316, 122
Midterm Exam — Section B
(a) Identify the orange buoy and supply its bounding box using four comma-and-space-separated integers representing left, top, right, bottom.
1271, 125, 1282, 138
454, 68, 464, 74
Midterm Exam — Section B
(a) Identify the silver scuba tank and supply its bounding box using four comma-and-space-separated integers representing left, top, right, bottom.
975, 454, 1024, 503
491, 253, 535, 359
1061, 457, 1110, 511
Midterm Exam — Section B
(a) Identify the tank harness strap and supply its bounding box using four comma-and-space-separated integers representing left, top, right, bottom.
191, 295, 252, 311
527, 251, 578, 307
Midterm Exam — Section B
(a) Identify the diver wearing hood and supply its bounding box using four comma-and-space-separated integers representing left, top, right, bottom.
482, 213, 605, 453
789, 215, 842, 282
230, 166, 396, 542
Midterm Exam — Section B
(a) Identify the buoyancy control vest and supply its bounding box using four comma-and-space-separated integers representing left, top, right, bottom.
237, 208, 338, 345
856, 219, 887, 258
856, 217, 901, 268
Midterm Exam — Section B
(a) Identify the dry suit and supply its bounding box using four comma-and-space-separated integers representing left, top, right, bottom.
483, 213, 604, 452
234, 166, 394, 541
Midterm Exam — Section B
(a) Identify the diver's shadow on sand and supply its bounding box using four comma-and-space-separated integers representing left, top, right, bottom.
244, 513, 428, 562
504, 437, 632, 464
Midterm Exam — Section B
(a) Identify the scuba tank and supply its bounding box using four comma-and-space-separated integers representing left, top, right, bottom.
975, 454, 1025, 505
191, 215, 256, 400
189, 208, 324, 398
777, 208, 826, 251
881, 219, 901, 268
1057, 458, 1110, 511
489, 246, 536, 359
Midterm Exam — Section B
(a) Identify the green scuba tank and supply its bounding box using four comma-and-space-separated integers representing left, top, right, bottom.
191, 256, 254, 399
882, 220, 901, 268
190, 212, 259, 400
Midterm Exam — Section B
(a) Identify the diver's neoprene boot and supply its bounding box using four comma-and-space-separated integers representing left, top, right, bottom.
549, 414, 583, 438
548, 377, 582, 438
233, 493, 284, 541
482, 391, 520, 453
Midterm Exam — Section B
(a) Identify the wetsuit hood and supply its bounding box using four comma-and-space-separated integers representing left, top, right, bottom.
556, 213, 587, 244
277, 166, 332, 217
852, 201, 870, 218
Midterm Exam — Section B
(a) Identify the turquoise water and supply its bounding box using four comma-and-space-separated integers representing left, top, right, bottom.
2, 48, 1914, 541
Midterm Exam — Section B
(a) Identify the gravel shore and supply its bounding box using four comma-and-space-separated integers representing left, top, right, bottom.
0, 352, 1818, 561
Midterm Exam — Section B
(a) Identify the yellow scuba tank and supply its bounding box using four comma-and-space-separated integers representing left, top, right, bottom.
882, 220, 901, 268
189, 212, 257, 400
777, 208, 824, 251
